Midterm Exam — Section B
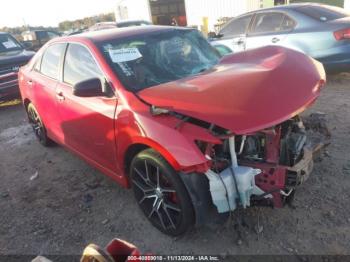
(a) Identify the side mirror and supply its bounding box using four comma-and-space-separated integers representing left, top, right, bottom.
73, 78, 104, 97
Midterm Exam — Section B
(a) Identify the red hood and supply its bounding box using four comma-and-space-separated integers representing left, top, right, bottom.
138, 46, 326, 134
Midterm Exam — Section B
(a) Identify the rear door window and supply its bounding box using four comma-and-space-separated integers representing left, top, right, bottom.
250, 12, 286, 34
297, 5, 350, 22
40, 43, 66, 79
220, 15, 253, 37
63, 43, 103, 86
251, 12, 296, 34
280, 15, 296, 31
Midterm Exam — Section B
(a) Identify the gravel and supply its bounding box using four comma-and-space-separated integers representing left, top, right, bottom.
0, 74, 350, 257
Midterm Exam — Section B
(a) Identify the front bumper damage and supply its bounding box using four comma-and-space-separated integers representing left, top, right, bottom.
245, 147, 315, 208
179, 114, 330, 225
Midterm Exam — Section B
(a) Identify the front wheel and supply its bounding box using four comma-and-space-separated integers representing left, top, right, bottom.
27, 103, 54, 147
130, 149, 195, 236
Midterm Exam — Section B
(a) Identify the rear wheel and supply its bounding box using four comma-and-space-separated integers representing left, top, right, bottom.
27, 103, 54, 147
130, 149, 195, 236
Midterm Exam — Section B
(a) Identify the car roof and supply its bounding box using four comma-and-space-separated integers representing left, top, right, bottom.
117, 19, 150, 24
242, 2, 332, 14
59, 25, 192, 44
96, 22, 117, 25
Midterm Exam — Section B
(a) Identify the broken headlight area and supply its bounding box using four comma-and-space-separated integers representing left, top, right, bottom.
200, 116, 328, 213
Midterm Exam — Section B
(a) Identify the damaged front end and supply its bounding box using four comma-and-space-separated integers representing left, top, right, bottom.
202, 115, 329, 213
138, 46, 328, 217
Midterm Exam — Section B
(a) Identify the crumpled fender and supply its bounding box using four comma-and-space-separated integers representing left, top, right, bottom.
115, 110, 221, 180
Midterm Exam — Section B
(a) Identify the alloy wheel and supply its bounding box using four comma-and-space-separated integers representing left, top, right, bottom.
27, 105, 45, 142
131, 159, 182, 231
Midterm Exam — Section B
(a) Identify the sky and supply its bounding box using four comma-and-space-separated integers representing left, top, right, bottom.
0, 0, 117, 28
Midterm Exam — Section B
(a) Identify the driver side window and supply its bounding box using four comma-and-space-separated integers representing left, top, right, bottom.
220, 15, 253, 37
63, 43, 103, 86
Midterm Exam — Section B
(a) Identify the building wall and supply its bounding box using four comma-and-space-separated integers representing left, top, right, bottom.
115, 0, 152, 22
185, 0, 248, 32
114, 0, 280, 32
345, 0, 350, 10
246, 0, 262, 11
263, 0, 275, 7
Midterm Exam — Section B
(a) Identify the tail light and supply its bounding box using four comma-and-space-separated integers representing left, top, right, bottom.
334, 28, 350, 41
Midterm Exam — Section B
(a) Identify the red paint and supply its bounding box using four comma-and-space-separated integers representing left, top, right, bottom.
19, 28, 325, 194
262, 127, 281, 164
139, 46, 326, 135
106, 239, 141, 261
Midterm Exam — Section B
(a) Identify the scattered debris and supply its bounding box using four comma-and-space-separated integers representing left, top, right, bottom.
303, 112, 330, 136
30, 171, 39, 181
302, 112, 331, 155
1, 78, 350, 256
254, 224, 264, 234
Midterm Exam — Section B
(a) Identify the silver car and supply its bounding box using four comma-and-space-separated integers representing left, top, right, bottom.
211, 3, 350, 72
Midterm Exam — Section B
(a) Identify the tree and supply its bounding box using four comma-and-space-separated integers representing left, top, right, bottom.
58, 12, 116, 31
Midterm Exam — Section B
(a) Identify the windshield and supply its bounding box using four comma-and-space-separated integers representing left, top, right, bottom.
0, 34, 22, 53
99, 29, 220, 92
297, 5, 350, 22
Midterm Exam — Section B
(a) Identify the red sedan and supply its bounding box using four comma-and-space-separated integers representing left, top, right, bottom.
19, 26, 326, 236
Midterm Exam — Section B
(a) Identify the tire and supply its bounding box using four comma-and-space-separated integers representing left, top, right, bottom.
130, 148, 195, 236
26, 103, 54, 147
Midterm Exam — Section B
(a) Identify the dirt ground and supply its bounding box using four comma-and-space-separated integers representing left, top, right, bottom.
0, 74, 350, 261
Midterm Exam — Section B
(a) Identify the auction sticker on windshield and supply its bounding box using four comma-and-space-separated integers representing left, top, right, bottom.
2, 40, 17, 49
108, 48, 142, 63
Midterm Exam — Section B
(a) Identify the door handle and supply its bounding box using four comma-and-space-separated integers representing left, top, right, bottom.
27, 80, 33, 86
56, 91, 65, 101
234, 38, 245, 45
272, 37, 280, 43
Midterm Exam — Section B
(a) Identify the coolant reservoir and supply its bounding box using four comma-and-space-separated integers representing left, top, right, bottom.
205, 167, 261, 213
231, 166, 261, 208
205, 169, 237, 213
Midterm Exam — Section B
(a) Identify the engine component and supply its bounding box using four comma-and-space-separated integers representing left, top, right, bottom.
205, 137, 265, 213
204, 115, 328, 211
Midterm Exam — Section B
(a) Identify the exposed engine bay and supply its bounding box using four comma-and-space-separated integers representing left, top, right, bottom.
196, 115, 329, 213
